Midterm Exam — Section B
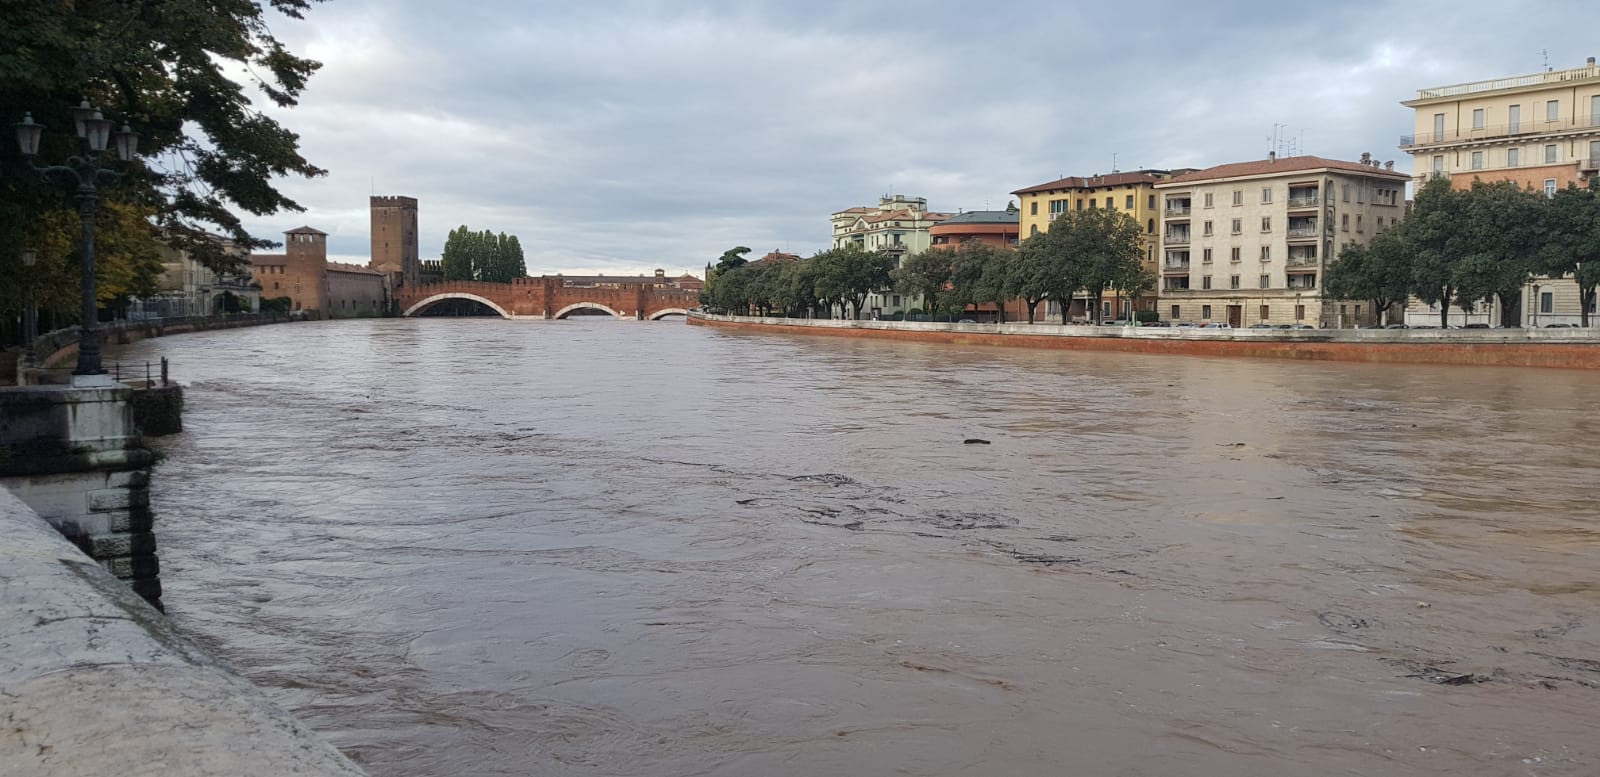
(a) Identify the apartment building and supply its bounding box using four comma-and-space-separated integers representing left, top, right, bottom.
833, 195, 949, 316
1154, 154, 1409, 328
1399, 58, 1600, 326
1011, 169, 1180, 320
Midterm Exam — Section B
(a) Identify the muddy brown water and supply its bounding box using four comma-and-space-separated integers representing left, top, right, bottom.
112, 319, 1600, 776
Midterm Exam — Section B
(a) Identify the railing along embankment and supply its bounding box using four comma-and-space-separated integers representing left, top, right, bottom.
0, 487, 367, 777
686, 313, 1600, 369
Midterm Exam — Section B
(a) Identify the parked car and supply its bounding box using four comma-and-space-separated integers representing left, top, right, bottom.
1463, 323, 1492, 329
1544, 323, 1580, 328
1174, 322, 1196, 328
1142, 321, 1170, 327
1200, 322, 1233, 329
1384, 323, 1410, 329
1287, 324, 1315, 330
957, 318, 977, 324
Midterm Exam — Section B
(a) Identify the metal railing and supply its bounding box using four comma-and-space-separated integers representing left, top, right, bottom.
1413, 64, 1600, 101
1164, 206, 1191, 217
1164, 232, 1191, 245
1287, 227, 1320, 238
1163, 262, 1191, 273
1401, 114, 1600, 147
1286, 195, 1321, 208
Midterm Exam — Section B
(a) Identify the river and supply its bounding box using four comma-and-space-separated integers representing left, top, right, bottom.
112, 318, 1600, 776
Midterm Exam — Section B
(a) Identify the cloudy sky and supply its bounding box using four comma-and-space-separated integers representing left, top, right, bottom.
243, 0, 1595, 276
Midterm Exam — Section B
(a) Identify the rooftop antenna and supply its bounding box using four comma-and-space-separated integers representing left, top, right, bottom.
1112, 152, 1119, 173
1543, 49, 1551, 71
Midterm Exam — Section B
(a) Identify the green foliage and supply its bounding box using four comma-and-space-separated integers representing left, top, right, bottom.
1013, 208, 1150, 323
892, 250, 952, 315
1, 0, 326, 275
1326, 233, 1411, 326
1539, 181, 1600, 327
259, 296, 291, 317
441, 226, 527, 282
1135, 309, 1160, 323
703, 245, 894, 320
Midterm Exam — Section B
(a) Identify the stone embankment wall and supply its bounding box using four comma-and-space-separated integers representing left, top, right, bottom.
687, 313, 1600, 370
8, 315, 291, 385
0, 385, 164, 607
0, 487, 367, 777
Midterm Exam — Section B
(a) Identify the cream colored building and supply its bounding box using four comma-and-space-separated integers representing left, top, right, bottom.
1399, 58, 1600, 326
131, 238, 259, 319
1154, 155, 1409, 328
1011, 170, 1181, 320
831, 195, 949, 316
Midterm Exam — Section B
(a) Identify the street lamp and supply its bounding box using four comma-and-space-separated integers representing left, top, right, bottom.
14, 104, 140, 379
20, 250, 38, 346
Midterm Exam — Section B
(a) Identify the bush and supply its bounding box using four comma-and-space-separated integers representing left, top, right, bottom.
1135, 310, 1160, 323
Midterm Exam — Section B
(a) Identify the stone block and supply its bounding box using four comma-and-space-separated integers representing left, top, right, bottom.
88, 488, 130, 511
86, 531, 156, 560
101, 554, 160, 580
111, 506, 153, 533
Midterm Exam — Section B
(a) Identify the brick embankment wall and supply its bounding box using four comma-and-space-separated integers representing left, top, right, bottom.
0, 487, 368, 777
687, 313, 1600, 370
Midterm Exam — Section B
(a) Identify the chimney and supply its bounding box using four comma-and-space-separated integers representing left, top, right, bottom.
1384, 161, 1395, 171
1589, 57, 1596, 66
1269, 151, 1276, 162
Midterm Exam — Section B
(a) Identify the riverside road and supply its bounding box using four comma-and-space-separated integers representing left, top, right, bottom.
113, 318, 1600, 777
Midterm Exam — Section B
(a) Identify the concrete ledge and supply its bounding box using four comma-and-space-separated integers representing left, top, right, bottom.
0, 488, 366, 777
687, 313, 1600, 369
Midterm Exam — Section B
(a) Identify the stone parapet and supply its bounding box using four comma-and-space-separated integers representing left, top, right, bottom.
0, 487, 367, 777
687, 313, 1600, 369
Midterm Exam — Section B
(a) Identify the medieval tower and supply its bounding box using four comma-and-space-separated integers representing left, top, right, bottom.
369, 195, 421, 291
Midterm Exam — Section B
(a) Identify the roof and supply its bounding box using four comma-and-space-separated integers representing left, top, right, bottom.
1158, 155, 1411, 186
285, 226, 328, 236
937, 210, 1019, 226
1011, 170, 1174, 195
327, 262, 382, 275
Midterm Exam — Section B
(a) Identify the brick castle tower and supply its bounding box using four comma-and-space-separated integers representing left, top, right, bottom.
369, 196, 421, 291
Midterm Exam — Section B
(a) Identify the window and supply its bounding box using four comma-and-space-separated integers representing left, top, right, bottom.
892, 295, 901, 307
1261, 216, 1272, 232
1030, 201, 1038, 215
1076, 199, 1084, 210
1259, 305, 1270, 320
1342, 184, 1350, 202
1341, 214, 1349, 231
1432, 155, 1445, 174
1171, 304, 1180, 319
1231, 247, 1241, 262
1260, 245, 1271, 261
1547, 99, 1560, 122
1541, 292, 1554, 314
1149, 194, 1156, 209
1204, 192, 1214, 208
1509, 104, 1521, 133
1231, 218, 1242, 234
1203, 220, 1214, 236
1545, 179, 1558, 198
1030, 224, 1039, 236
1232, 190, 1243, 206
1508, 148, 1520, 167
1470, 150, 1484, 169
1147, 219, 1155, 234
1229, 275, 1241, 290
1202, 248, 1213, 263
1354, 305, 1362, 320
1471, 108, 1485, 129
1545, 144, 1558, 163
1356, 215, 1363, 233
1432, 113, 1445, 141
1259, 275, 1270, 289
1261, 187, 1273, 204
1105, 197, 1114, 210
1593, 95, 1600, 125
1126, 195, 1135, 209
1202, 304, 1212, 320
1202, 275, 1212, 290
1295, 304, 1306, 321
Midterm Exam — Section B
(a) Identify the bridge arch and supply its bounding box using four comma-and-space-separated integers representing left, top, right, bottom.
648, 308, 690, 320
403, 293, 512, 319
553, 302, 625, 320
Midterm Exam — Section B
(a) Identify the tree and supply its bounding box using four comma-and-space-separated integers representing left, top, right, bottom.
1406, 176, 1474, 328
948, 242, 1014, 322
812, 246, 893, 319
893, 250, 952, 318
1068, 208, 1148, 323
1009, 233, 1058, 324
1540, 181, 1600, 327
1326, 232, 1412, 326
442, 226, 475, 281
1, 0, 326, 282
1452, 180, 1541, 326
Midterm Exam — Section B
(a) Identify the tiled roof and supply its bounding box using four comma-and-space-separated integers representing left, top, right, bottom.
1012, 170, 1172, 195
285, 226, 328, 235
938, 210, 1019, 226
1159, 156, 1411, 186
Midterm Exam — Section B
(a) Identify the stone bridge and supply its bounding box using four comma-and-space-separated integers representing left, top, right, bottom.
397, 278, 699, 320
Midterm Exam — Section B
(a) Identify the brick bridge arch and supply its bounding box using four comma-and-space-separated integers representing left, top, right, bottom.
396, 278, 700, 320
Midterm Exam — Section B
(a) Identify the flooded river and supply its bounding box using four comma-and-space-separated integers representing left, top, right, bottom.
114, 319, 1600, 776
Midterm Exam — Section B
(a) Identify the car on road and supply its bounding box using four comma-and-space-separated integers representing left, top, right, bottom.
957, 318, 977, 324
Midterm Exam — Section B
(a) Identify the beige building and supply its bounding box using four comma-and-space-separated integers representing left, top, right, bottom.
1154, 154, 1409, 328
831, 195, 949, 316
135, 238, 259, 318
1399, 59, 1600, 326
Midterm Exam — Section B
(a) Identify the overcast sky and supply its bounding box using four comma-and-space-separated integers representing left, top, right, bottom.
243, 0, 1596, 276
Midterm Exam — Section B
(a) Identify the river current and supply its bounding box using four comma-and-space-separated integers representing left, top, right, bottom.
113, 319, 1599, 776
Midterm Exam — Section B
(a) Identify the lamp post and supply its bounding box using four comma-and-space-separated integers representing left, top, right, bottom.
20, 250, 38, 346
14, 102, 141, 378
1531, 283, 1541, 329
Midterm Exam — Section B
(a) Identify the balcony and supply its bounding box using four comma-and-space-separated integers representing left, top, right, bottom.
1400, 114, 1600, 148
1164, 205, 1192, 218
1583, 157, 1600, 172
1286, 274, 1318, 290
1287, 220, 1319, 240
1163, 261, 1191, 274
1286, 252, 1319, 268
1163, 231, 1191, 246
1286, 193, 1320, 209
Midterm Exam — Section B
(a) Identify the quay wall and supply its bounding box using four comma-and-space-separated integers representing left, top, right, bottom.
686, 313, 1600, 370
10, 315, 292, 385
0, 486, 367, 777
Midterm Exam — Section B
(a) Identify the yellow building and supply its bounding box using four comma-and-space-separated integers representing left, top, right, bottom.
1010, 169, 1182, 320
1398, 58, 1600, 326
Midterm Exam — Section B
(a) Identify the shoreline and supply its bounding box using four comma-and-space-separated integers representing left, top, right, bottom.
686, 312, 1600, 370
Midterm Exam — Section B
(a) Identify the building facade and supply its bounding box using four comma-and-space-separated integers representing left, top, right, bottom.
1011, 170, 1179, 320
1154, 155, 1410, 328
134, 238, 259, 319
249, 227, 386, 318
369, 196, 421, 292
1399, 59, 1600, 326
833, 195, 949, 317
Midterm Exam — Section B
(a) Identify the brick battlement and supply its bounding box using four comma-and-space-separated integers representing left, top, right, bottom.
369, 195, 417, 207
